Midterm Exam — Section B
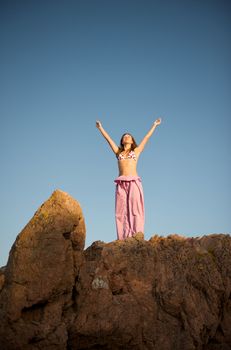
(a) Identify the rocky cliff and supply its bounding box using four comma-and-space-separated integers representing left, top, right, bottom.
0, 189, 230, 350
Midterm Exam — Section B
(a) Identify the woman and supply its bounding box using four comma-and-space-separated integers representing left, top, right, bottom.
96, 118, 161, 240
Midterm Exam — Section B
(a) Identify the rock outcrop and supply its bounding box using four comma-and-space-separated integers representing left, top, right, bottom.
0, 189, 230, 350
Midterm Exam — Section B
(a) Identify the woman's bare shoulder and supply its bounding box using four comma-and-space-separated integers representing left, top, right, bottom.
133, 147, 141, 156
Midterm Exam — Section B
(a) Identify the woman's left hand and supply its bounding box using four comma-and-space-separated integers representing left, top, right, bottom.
154, 118, 161, 126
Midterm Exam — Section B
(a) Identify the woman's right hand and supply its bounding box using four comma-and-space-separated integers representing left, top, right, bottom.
96, 120, 102, 129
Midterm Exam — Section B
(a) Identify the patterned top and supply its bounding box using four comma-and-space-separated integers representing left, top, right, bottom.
117, 150, 137, 161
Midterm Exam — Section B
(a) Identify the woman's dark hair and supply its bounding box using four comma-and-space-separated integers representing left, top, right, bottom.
118, 133, 138, 153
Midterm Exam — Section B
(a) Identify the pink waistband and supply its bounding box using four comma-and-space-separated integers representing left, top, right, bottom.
114, 175, 141, 183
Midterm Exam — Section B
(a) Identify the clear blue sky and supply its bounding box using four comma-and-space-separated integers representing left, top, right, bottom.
1, 0, 230, 267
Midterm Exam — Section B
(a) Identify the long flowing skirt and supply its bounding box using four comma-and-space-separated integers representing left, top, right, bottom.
114, 175, 145, 240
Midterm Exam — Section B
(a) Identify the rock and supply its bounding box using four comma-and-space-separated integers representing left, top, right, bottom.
69, 234, 231, 350
0, 266, 5, 291
0, 190, 230, 349
0, 189, 86, 350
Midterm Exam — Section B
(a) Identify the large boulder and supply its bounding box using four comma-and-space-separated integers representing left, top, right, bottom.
0, 189, 230, 349
0, 189, 86, 350
68, 234, 231, 350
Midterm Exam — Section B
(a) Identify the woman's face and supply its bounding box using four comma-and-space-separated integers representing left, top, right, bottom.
122, 134, 133, 144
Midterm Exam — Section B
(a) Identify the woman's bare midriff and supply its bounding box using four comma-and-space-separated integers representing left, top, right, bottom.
118, 159, 138, 176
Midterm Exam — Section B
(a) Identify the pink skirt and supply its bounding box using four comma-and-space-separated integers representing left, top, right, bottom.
114, 175, 145, 240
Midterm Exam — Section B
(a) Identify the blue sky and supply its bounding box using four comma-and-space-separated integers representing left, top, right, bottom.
1, 0, 230, 267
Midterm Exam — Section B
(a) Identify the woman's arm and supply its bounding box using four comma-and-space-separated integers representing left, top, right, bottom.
96, 120, 119, 154
135, 118, 162, 154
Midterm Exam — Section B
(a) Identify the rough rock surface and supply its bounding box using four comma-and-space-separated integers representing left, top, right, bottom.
0, 190, 230, 350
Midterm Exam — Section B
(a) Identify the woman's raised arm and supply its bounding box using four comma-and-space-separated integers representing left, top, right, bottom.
96, 120, 119, 154
135, 118, 162, 154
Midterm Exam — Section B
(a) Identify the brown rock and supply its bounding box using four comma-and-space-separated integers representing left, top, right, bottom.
0, 266, 5, 291
0, 189, 86, 350
69, 234, 231, 350
0, 190, 230, 349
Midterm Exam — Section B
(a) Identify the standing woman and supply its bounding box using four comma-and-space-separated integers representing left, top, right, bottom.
96, 118, 161, 240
